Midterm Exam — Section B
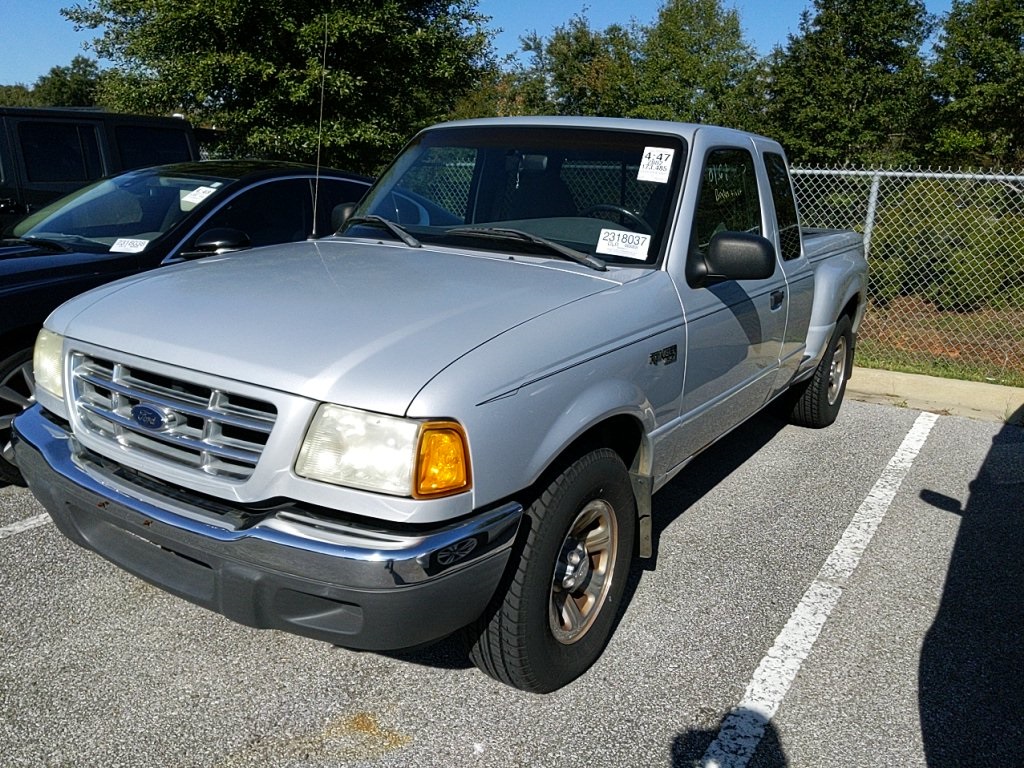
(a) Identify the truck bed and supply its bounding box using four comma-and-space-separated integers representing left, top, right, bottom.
802, 227, 864, 263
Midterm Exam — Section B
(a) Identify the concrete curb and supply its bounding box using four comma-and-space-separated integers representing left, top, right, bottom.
847, 367, 1024, 425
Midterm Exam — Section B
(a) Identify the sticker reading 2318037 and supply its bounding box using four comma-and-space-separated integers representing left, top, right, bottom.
596, 228, 650, 260
638, 147, 675, 183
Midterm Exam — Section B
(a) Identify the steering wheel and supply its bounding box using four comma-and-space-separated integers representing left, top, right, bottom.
580, 204, 653, 235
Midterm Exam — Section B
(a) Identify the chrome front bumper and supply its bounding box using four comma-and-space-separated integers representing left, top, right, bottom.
13, 405, 523, 650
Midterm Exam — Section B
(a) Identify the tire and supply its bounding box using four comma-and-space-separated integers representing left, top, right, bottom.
789, 315, 852, 429
465, 448, 636, 693
0, 347, 35, 486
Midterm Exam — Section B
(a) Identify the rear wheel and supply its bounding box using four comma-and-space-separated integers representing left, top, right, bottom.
466, 448, 636, 693
789, 316, 852, 429
0, 348, 34, 486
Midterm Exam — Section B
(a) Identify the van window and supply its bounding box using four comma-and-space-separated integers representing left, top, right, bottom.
18, 121, 102, 183
114, 125, 193, 169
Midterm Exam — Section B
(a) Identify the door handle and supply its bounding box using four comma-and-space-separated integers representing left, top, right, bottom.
770, 290, 785, 310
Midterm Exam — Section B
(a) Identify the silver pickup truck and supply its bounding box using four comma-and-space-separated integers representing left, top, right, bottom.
13, 117, 866, 693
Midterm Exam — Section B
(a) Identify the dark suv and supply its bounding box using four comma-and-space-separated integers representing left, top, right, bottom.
0, 107, 203, 232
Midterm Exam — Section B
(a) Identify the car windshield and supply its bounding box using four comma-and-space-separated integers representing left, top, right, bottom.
12, 168, 232, 253
341, 125, 687, 267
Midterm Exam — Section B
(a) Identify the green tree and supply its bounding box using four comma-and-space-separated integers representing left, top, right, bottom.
0, 85, 36, 106
931, 0, 1024, 167
477, 2, 761, 128
461, 17, 641, 118
32, 55, 101, 106
765, 0, 933, 165
633, 0, 761, 128
539, 16, 640, 117
62, 0, 493, 173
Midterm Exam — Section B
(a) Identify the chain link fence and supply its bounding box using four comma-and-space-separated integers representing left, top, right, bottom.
793, 168, 1024, 388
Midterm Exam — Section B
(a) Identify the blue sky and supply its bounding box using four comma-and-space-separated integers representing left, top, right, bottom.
1, 1, 953, 87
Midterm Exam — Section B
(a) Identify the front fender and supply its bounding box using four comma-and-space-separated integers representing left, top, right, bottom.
407, 270, 685, 510
524, 377, 656, 487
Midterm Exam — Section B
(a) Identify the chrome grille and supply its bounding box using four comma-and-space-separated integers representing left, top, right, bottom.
71, 353, 277, 479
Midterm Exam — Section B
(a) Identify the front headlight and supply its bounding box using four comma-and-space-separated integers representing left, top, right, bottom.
295, 404, 471, 498
33, 329, 65, 400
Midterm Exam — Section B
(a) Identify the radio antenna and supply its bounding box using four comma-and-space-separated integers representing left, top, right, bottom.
309, 14, 328, 239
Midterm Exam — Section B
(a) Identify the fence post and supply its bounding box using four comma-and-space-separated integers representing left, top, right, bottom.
862, 172, 882, 260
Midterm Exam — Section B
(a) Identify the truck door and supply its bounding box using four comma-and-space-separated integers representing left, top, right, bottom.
666, 144, 789, 460
760, 148, 814, 396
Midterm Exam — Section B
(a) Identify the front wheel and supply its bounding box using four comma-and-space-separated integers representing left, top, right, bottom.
0, 348, 35, 486
789, 315, 853, 429
465, 448, 636, 693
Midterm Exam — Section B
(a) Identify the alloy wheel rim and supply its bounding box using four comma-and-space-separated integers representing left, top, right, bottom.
0, 357, 35, 435
549, 498, 618, 644
827, 336, 848, 406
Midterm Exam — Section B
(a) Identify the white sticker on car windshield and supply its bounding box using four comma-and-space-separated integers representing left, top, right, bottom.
182, 186, 217, 205
110, 238, 149, 253
596, 228, 651, 260
638, 147, 675, 183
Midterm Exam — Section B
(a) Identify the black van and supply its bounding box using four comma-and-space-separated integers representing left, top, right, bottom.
0, 107, 201, 231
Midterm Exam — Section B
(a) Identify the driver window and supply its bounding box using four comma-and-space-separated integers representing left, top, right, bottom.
201, 179, 311, 247
693, 148, 762, 253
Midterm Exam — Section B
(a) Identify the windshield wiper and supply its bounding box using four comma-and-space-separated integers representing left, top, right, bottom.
447, 227, 607, 272
344, 215, 421, 248
2, 236, 72, 253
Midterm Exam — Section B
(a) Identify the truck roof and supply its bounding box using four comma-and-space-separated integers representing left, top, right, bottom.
428, 115, 774, 145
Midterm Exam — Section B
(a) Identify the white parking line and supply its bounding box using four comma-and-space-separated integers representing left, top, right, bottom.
0, 512, 52, 540
701, 411, 940, 768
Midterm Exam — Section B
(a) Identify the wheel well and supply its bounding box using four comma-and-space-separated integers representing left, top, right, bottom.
531, 414, 646, 498
840, 294, 862, 351
563, 415, 644, 474
842, 294, 861, 327
523, 414, 649, 557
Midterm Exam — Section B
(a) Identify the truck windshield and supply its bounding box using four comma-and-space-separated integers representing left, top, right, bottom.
342, 125, 687, 267
12, 168, 230, 251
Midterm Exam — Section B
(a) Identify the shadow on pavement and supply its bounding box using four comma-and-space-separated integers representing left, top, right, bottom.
647, 409, 789, 567
918, 406, 1024, 765
671, 706, 789, 767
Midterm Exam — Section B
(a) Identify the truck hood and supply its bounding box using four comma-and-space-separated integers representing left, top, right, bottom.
51, 238, 625, 415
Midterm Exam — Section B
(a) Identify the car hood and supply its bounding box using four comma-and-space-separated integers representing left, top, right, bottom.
51, 238, 628, 415
0, 241, 102, 283
0, 241, 44, 261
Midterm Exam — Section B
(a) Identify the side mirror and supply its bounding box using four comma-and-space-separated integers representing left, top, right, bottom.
331, 203, 358, 232
178, 227, 251, 260
689, 231, 776, 286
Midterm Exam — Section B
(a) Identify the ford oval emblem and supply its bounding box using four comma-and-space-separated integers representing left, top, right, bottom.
131, 404, 167, 430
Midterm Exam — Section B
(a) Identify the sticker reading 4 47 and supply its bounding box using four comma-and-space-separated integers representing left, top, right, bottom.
596, 228, 651, 260
638, 147, 675, 183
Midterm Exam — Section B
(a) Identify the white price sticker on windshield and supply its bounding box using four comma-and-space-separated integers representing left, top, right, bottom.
596, 228, 650, 260
638, 147, 675, 183
182, 186, 217, 205
110, 238, 149, 253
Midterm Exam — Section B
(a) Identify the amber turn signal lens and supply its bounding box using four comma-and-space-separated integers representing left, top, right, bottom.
415, 422, 471, 498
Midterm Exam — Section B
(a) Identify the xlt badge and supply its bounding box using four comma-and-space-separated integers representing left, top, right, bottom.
649, 345, 678, 366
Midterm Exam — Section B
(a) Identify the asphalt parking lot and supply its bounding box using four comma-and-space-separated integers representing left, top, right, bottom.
1, 398, 1021, 768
